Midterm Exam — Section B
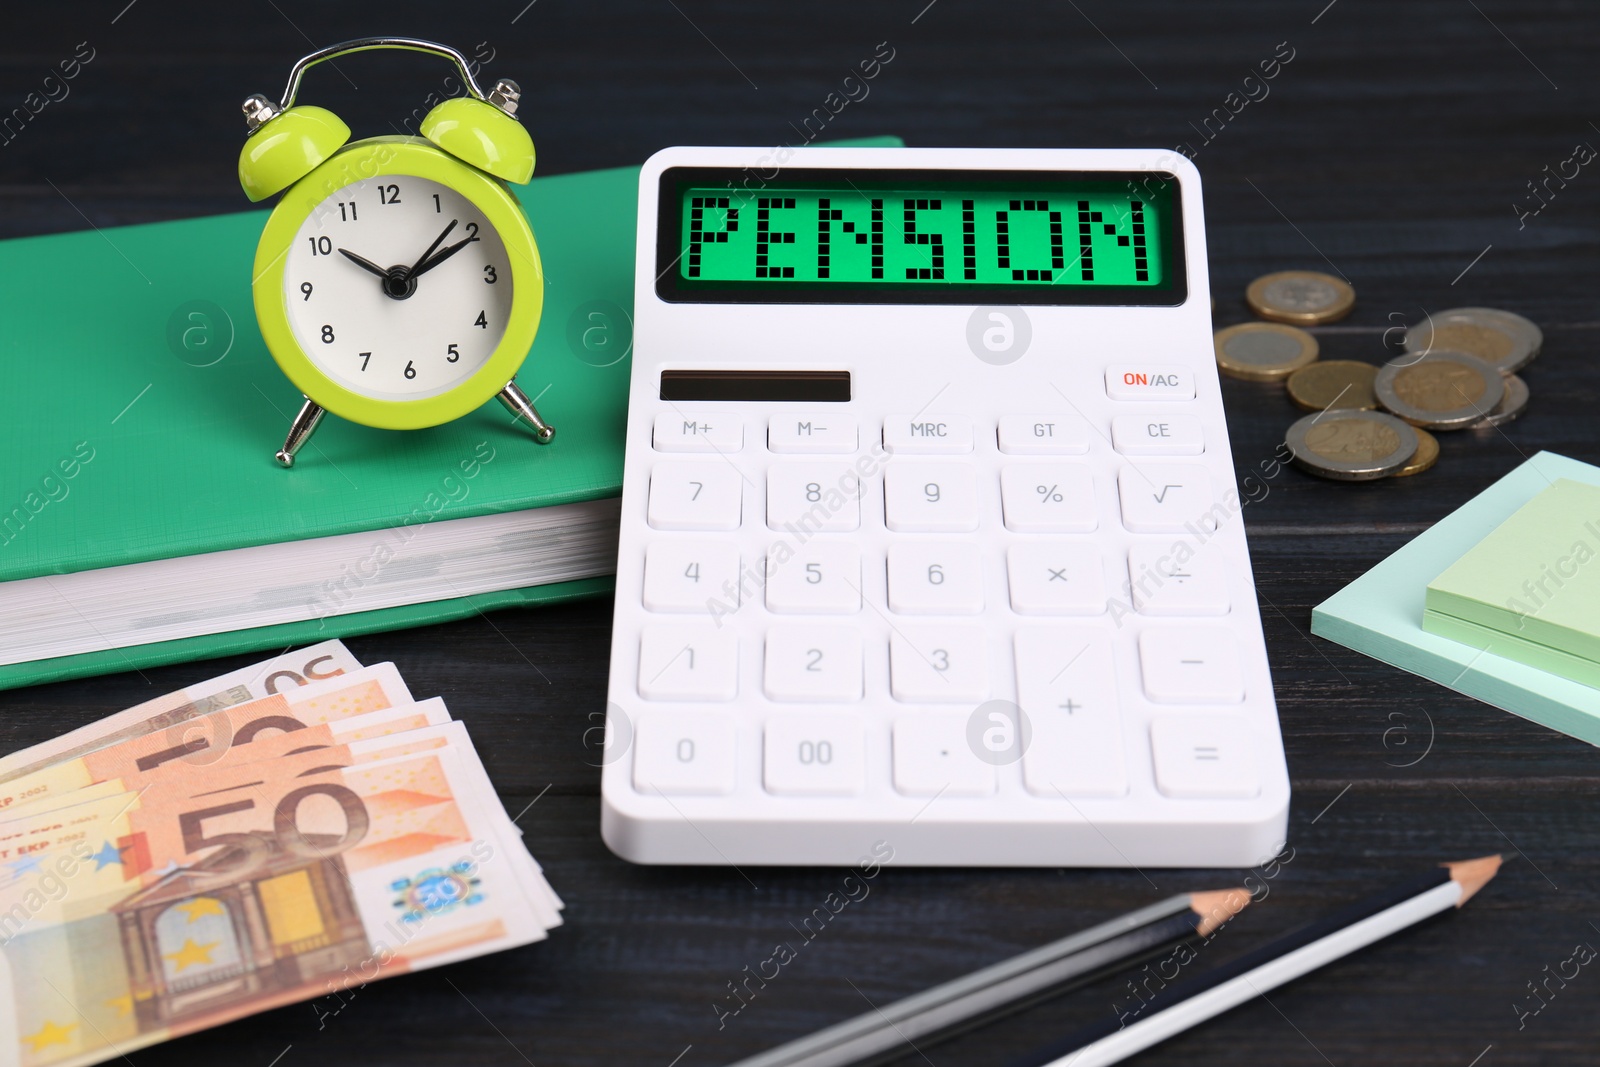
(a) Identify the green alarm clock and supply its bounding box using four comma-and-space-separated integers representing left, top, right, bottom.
238, 37, 555, 467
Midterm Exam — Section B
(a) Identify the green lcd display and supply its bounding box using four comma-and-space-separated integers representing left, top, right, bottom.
683, 186, 1166, 286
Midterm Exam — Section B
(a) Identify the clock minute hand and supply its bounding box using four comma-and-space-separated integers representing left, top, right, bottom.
406, 219, 458, 278
338, 248, 390, 280
408, 233, 480, 281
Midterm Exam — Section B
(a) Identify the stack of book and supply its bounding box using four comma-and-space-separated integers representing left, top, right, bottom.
0, 136, 901, 692
0, 163, 642, 689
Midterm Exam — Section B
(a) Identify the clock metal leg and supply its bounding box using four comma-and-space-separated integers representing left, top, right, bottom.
275, 397, 326, 468
497, 381, 556, 444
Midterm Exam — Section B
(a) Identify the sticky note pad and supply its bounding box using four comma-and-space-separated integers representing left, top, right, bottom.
1312, 452, 1600, 748
1424, 478, 1600, 686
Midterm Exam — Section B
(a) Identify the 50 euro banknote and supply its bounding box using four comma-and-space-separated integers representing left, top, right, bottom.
0, 642, 364, 785
0, 741, 556, 1067
0, 664, 412, 813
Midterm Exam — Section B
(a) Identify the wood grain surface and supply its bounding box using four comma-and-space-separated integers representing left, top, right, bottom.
0, 2, 1596, 1064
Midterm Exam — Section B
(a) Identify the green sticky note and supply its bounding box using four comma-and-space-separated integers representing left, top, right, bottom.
1311, 452, 1600, 747
1424, 478, 1600, 679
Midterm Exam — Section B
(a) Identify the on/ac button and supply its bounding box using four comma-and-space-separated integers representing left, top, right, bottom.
1105, 365, 1195, 401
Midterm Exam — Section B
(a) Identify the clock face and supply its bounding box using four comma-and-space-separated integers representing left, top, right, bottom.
285, 175, 514, 399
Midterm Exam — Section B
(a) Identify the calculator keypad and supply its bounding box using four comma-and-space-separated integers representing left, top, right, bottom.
1116, 464, 1215, 533
653, 413, 743, 453
632, 712, 738, 795
764, 715, 865, 795
637, 624, 738, 701
764, 624, 864, 703
642, 541, 741, 613
883, 414, 975, 454
887, 542, 984, 615
890, 625, 990, 703
1138, 627, 1246, 704
883, 463, 980, 532
1016, 628, 1129, 798
647, 461, 743, 530
1111, 414, 1205, 456
893, 715, 997, 796
999, 464, 1097, 532
627, 409, 1271, 823
769, 414, 857, 453
764, 542, 861, 614
1127, 543, 1230, 616
996, 414, 1091, 455
767, 462, 860, 531
1150, 715, 1261, 798
1006, 543, 1106, 615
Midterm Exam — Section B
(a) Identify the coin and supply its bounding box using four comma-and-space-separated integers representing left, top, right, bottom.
1374, 350, 1504, 429
1285, 410, 1419, 481
1391, 427, 1440, 477
1286, 360, 1378, 411
1214, 322, 1319, 381
1473, 373, 1530, 429
1246, 270, 1356, 325
1404, 307, 1541, 375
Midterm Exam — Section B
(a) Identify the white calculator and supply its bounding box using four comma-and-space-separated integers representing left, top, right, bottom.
601, 146, 1289, 867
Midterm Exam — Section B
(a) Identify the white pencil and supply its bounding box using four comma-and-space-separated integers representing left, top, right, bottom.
1016, 855, 1503, 1067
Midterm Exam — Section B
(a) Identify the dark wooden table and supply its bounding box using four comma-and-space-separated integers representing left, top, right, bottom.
3, 2, 1598, 1064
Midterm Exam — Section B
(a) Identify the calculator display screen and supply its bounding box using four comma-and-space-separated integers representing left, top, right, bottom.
657, 168, 1185, 305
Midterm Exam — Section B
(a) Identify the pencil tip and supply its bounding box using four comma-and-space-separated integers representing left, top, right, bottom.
1445, 854, 1503, 906
1189, 887, 1252, 936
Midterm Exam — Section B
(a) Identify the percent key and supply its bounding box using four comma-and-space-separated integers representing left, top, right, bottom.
1002, 465, 1097, 532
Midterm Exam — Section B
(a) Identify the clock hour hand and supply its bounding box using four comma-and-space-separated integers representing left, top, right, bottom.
338, 248, 390, 280
408, 233, 481, 281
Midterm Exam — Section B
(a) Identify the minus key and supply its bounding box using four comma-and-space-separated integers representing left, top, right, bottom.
768, 414, 858, 453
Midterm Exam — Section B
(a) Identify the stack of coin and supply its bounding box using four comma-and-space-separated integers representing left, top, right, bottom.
1401, 307, 1537, 430
1285, 409, 1420, 481
1373, 350, 1503, 430
1214, 274, 1539, 482
1403, 307, 1541, 373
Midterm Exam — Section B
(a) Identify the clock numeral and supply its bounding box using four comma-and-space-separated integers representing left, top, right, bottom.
337, 201, 357, 222
432, 193, 442, 213
446, 343, 460, 363
404, 360, 417, 380
474, 311, 488, 329
378, 184, 402, 205
300, 282, 313, 301
464, 222, 480, 241
321, 324, 335, 344
359, 351, 372, 371
483, 265, 497, 284
308, 236, 332, 256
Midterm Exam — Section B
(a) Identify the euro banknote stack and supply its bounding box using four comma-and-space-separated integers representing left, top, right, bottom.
0, 641, 560, 1067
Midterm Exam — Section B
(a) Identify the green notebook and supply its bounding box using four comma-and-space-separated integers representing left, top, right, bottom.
1424, 478, 1600, 687
0, 137, 903, 691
